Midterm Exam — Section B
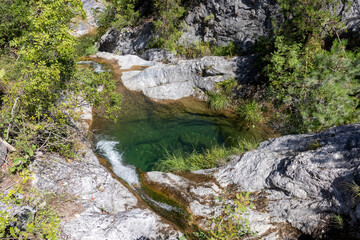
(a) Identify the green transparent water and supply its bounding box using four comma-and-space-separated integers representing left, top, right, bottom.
95, 112, 262, 171
87, 59, 269, 172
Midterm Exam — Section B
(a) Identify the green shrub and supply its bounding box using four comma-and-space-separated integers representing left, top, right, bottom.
0, 0, 121, 171
266, 37, 360, 132
75, 34, 98, 57
207, 92, 229, 110
195, 192, 257, 239
0, 172, 60, 239
237, 101, 263, 124
150, 0, 186, 53
0, 0, 30, 50
212, 42, 241, 57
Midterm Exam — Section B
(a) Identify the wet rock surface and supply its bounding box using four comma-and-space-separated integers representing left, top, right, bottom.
144, 124, 360, 239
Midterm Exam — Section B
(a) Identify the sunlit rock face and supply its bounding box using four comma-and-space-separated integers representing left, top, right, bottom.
72, 0, 105, 36
144, 124, 360, 239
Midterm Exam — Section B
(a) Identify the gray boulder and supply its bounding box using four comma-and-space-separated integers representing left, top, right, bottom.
31, 150, 181, 240
0, 141, 6, 167
72, 0, 105, 36
121, 55, 257, 100
141, 48, 178, 63
180, 0, 279, 52
144, 124, 360, 239
98, 22, 153, 55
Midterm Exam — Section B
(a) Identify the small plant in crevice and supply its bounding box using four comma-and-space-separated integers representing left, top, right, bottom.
194, 192, 257, 239
207, 78, 237, 111
237, 100, 263, 125
347, 181, 360, 200
207, 92, 229, 111
0, 171, 61, 239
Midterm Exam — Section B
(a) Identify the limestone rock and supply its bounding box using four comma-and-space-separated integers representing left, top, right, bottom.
180, 0, 280, 52
141, 48, 178, 63
72, 0, 105, 36
121, 55, 256, 100
98, 23, 153, 55
144, 124, 360, 239
94, 52, 156, 70
0, 141, 6, 167
31, 151, 180, 239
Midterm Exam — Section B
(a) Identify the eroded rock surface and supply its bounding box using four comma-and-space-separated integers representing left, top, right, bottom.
0, 141, 6, 167
98, 23, 153, 55
98, 0, 359, 55
31, 149, 180, 240
72, 0, 105, 36
144, 124, 360, 239
120, 55, 256, 100
180, 0, 279, 52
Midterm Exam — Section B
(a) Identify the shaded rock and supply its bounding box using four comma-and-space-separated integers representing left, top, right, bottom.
340, 0, 360, 32
0, 141, 6, 167
141, 48, 178, 63
121, 55, 257, 100
180, 0, 279, 52
98, 23, 153, 55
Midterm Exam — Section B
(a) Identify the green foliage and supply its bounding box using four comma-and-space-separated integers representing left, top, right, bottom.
216, 78, 237, 95
266, 37, 360, 132
111, 0, 140, 29
237, 101, 263, 125
150, 0, 186, 53
207, 92, 229, 110
0, 0, 30, 50
212, 42, 241, 57
207, 78, 237, 110
195, 192, 256, 239
97, 0, 140, 31
276, 0, 344, 43
0, 172, 60, 239
0, 0, 122, 171
348, 181, 360, 200
154, 138, 259, 172
75, 34, 98, 57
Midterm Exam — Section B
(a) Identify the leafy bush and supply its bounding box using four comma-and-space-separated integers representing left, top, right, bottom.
0, 172, 60, 239
212, 42, 241, 57
97, 0, 140, 31
0, 0, 122, 171
0, 0, 29, 50
266, 37, 360, 132
75, 34, 98, 57
150, 0, 186, 53
195, 192, 257, 239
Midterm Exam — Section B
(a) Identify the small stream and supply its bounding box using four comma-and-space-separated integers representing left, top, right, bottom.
80, 59, 272, 234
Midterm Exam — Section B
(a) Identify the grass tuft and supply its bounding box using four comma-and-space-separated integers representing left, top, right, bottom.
154, 137, 260, 172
